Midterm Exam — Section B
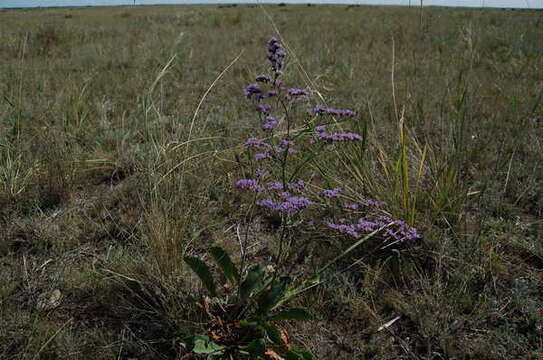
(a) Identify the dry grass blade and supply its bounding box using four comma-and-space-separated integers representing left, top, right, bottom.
181, 51, 244, 176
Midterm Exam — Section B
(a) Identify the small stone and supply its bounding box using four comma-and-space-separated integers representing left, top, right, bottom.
37, 289, 62, 311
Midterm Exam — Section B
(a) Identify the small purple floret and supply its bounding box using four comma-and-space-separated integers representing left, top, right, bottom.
308, 105, 358, 117
256, 74, 272, 83
266, 181, 284, 191
320, 188, 342, 198
361, 199, 380, 207
267, 37, 286, 72
254, 153, 271, 160
286, 88, 310, 98
236, 179, 264, 192
278, 191, 291, 199
356, 219, 378, 232
326, 222, 360, 238
256, 104, 271, 114
261, 116, 279, 130
275, 138, 297, 153
244, 137, 270, 150
277, 196, 312, 214
256, 199, 277, 208
326, 215, 421, 243
288, 180, 305, 193
316, 132, 363, 142
315, 125, 327, 132
244, 83, 262, 100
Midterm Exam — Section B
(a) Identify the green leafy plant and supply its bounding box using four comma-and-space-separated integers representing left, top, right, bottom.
182, 246, 314, 359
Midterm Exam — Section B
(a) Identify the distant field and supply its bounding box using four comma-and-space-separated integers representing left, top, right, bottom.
1, 4, 542, 360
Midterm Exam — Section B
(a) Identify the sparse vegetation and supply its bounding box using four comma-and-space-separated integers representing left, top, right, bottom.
0, 4, 542, 360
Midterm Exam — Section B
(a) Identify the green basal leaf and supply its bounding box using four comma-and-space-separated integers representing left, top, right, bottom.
257, 276, 290, 315
285, 349, 314, 360
239, 264, 266, 302
244, 338, 266, 357
209, 246, 239, 285
184, 256, 217, 297
268, 308, 313, 322
238, 317, 260, 327
186, 335, 225, 355
262, 323, 282, 345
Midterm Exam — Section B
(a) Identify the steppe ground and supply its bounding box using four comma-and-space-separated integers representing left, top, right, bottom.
1, 3, 542, 359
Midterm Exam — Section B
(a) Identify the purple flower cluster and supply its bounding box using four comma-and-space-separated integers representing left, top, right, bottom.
288, 179, 305, 193
256, 74, 273, 83
256, 196, 311, 214
244, 83, 263, 100
315, 125, 327, 132
275, 138, 297, 154
266, 89, 279, 97
266, 181, 284, 191
377, 215, 421, 244
326, 215, 421, 244
344, 199, 380, 210
255, 153, 271, 160
361, 199, 380, 207
325, 221, 361, 238
314, 125, 362, 142
256, 104, 272, 115
264, 180, 305, 193
267, 37, 286, 72
320, 188, 342, 198
309, 105, 358, 117
240, 178, 309, 214
236, 179, 264, 192
244, 137, 270, 150
276, 196, 312, 214
278, 191, 291, 198
286, 88, 310, 99
256, 199, 277, 208
236, 37, 422, 250
315, 127, 363, 142
261, 116, 279, 130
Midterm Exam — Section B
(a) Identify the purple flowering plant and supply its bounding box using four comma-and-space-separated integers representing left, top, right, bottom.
182, 37, 422, 359
236, 37, 421, 267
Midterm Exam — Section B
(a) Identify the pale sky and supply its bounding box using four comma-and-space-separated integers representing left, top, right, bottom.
0, 0, 538, 8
